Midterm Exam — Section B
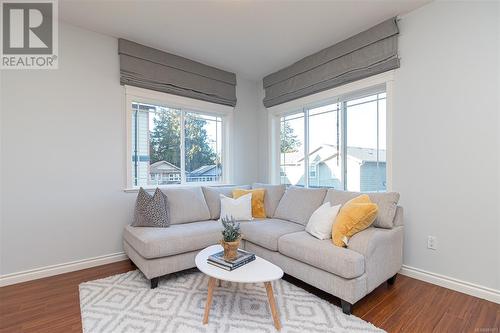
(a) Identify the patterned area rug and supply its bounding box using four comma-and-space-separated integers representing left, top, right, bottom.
79, 269, 384, 333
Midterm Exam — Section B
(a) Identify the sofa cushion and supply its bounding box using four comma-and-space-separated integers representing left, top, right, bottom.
233, 188, 266, 218
133, 188, 169, 227
273, 187, 327, 225
332, 195, 378, 247
220, 193, 253, 221
123, 220, 221, 259
323, 189, 400, 229
278, 231, 365, 279
202, 185, 251, 219
240, 219, 304, 251
161, 187, 210, 224
305, 202, 341, 240
252, 183, 286, 217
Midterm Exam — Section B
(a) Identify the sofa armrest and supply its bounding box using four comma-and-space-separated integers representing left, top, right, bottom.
348, 226, 404, 293
393, 206, 404, 226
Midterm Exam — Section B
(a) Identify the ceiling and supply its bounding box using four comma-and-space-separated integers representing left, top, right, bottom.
59, 0, 430, 81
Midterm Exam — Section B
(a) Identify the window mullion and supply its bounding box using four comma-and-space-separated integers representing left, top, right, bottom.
304, 107, 309, 188
180, 110, 186, 184
222, 117, 225, 183
133, 109, 139, 187
341, 101, 348, 190
376, 95, 380, 188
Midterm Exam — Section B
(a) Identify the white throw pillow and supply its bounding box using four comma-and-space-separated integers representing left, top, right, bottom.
305, 202, 341, 240
219, 193, 253, 221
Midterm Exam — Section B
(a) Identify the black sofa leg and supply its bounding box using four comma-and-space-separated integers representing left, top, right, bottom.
387, 274, 397, 286
341, 300, 352, 315
150, 277, 159, 289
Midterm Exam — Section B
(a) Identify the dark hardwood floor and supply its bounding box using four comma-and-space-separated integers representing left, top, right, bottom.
0, 260, 498, 332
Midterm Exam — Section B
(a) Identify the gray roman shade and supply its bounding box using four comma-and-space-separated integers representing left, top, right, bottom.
263, 17, 399, 108
119, 39, 237, 107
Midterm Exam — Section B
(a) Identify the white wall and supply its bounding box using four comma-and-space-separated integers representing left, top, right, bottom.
0, 23, 262, 276
232, 76, 262, 184
392, 1, 499, 290
257, 84, 270, 183
1, 23, 130, 276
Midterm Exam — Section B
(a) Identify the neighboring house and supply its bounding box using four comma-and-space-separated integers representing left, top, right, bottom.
149, 161, 181, 184
281, 144, 386, 192
131, 106, 150, 186
187, 165, 221, 182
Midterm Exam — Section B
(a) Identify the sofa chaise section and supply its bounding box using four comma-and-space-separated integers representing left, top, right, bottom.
244, 240, 368, 310
278, 231, 365, 279
123, 220, 222, 288
244, 207, 403, 314
123, 221, 222, 259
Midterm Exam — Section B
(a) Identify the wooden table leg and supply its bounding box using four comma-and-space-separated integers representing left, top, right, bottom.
203, 277, 216, 325
264, 281, 281, 330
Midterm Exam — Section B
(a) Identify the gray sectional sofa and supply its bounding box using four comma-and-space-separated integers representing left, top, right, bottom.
123, 184, 403, 315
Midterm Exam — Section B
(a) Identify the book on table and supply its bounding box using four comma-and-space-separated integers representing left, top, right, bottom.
207, 249, 255, 271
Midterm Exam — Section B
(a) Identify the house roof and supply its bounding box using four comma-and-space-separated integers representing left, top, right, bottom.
188, 165, 221, 177
149, 160, 180, 173
283, 144, 386, 165
346, 146, 386, 163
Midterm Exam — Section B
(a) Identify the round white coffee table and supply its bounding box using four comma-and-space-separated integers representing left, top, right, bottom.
195, 245, 284, 330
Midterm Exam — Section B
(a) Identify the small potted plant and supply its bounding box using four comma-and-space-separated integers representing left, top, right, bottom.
220, 216, 241, 261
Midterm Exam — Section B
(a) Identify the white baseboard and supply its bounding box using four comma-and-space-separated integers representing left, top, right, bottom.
400, 265, 499, 304
0, 252, 128, 287
1, 254, 498, 305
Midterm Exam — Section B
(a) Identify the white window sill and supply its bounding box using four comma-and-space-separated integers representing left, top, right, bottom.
123, 182, 233, 193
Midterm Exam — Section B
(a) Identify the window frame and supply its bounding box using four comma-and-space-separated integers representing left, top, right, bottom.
268, 71, 394, 191
125, 85, 234, 191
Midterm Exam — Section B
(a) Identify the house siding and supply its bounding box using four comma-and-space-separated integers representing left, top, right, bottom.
131, 110, 150, 185
360, 162, 386, 192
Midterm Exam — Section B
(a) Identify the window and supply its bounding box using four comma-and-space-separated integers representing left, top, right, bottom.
309, 164, 317, 178
279, 91, 387, 192
280, 112, 305, 186
184, 112, 222, 183
129, 98, 226, 188
345, 93, 386, 192
308, 102, 342, 188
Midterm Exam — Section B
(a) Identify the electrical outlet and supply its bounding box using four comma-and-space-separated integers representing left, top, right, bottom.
427, 236, 437, 250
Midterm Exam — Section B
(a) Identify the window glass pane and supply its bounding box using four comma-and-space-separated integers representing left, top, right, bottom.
346, 94, 386, 192
185, 112, 222, 183
131, 102, 181, 186
346, 94, 378, 107
280, 112, 305, 186
377, 98, 387, 189
308, 103, 343, 188
378, 98, 387, 150
308, 103, 338, 116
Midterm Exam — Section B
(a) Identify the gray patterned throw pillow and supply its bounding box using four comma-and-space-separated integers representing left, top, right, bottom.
133, 188, 170, 227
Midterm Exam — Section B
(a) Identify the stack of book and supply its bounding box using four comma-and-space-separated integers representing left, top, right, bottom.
207, 249, 256, 271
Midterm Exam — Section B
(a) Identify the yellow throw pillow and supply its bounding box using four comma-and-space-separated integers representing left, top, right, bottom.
232, 189, 266, 218
332, 194, 378, 247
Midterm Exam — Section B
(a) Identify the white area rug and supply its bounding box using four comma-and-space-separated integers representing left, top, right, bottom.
79, 269, 384, 333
